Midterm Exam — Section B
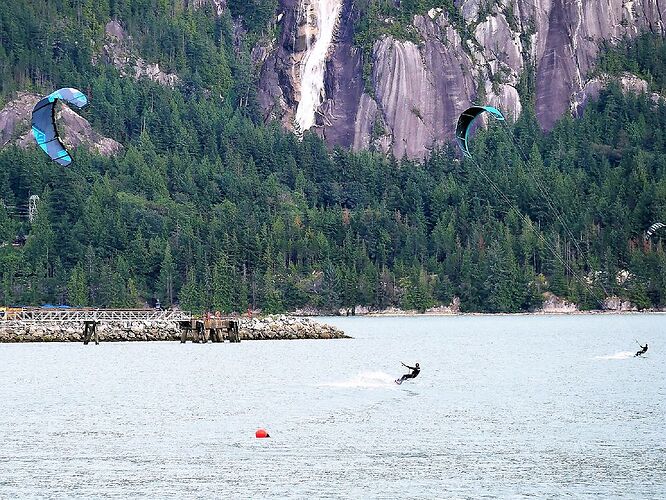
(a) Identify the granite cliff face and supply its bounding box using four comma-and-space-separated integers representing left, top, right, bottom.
5, 1, 661, 161
257, 0, 348, 133
257, 0, 666, 159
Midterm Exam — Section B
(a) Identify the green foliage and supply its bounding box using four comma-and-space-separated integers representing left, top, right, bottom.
67, 263, 88, 307
399, 268, 434, 313
0, 0, 233, 100
0, 5, 665, 314
596, 33, 666, 93
227, 0, 278, 35
210, 254, 234, 313
158, 242, 175, 306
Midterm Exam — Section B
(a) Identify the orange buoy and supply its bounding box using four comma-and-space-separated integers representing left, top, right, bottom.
255, 428, 270, 438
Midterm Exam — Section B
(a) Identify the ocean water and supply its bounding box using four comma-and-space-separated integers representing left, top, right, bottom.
0, 314, 664, 498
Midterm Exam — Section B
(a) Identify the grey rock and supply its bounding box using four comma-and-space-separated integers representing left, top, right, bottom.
258, 0, 666, 158
572, 72, 656, 117
0, 93, 35, 148
98, 21, 179, 88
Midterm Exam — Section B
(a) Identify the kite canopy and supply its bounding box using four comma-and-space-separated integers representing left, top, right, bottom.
31, 88, 88, 166
645, 222, 666, 240
455, 105, 505, 158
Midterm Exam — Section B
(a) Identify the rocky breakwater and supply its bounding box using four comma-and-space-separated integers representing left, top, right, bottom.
239, 316, 348, 340
0, 321, 182, 342
0, 316, 348, 342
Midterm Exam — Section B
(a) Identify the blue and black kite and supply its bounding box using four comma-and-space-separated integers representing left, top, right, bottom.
646, 222, 666, 240
31, 88, 88, 166
455, 105, 505, 158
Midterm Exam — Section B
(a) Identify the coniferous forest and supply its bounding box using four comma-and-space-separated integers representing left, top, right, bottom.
1, 1, 666, 313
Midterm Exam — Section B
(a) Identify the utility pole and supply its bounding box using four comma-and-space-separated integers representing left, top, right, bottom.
28, 195, 40, 223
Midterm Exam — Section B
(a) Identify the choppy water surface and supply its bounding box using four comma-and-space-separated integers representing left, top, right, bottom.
1, 314, 665, 498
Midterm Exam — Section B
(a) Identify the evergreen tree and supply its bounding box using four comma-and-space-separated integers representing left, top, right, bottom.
0, 14, 664, 313
158, 243, 175, 307
262, 268, 284, 314
67, 264, 88, 307
211, 254, 234, 313
179, 269, 203, 313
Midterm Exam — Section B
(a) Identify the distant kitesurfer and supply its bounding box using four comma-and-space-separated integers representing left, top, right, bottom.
635, 343, 648, 357
396, 362, 420, 384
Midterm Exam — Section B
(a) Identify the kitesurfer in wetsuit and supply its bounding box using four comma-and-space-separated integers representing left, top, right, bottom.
635, 343, 648, 357
398, 362, 420, 383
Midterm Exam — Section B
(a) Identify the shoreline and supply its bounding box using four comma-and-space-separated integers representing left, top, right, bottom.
293, 309, 666, 318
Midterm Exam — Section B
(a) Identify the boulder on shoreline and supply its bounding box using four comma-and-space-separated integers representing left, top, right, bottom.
239, 316, 347, 340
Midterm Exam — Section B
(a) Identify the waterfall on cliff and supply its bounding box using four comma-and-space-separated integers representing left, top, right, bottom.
294, 0, 342, 132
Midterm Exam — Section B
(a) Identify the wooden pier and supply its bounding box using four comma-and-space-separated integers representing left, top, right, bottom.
0, 308, 242, 344
1, 308, 193, 324
179, 318, 240, 343
1, 308, 194, 344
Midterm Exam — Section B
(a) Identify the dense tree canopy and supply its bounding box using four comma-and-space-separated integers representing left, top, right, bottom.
1, 2, 665, 313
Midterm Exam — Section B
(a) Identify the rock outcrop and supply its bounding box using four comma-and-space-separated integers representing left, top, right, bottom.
95, 21, 180, 87
257, 0, 666, 159
571, 72, 662, 117
0, 93, 35, 149
540, 292, 578, 313
0, 92, 123, 157
319, 0, 366, 148
602, 296, 638, 312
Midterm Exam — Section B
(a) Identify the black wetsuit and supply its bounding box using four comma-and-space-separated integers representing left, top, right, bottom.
635, 344, 648, 357
399, 365, 420, 382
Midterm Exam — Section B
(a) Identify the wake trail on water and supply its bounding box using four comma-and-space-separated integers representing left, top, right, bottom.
321, 371, 396, 388
594, 351, 635, 360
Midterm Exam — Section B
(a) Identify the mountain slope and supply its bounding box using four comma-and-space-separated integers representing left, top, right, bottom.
258, 0, 666, 159
0, 1, 665, 314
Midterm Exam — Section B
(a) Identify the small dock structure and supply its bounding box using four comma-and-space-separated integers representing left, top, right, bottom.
179, 318, 240, 343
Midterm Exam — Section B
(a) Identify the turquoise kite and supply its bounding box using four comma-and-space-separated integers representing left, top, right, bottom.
645, 222, 666, 240
455, 105, 505, 158
31, 88, 88, 166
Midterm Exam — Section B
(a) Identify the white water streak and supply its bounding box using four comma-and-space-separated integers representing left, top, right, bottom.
594, 351, 635, 360
295, 0, 342, 132
321, 371, 396, 388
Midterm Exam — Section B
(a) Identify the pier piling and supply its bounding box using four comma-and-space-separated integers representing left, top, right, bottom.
179, 319, 240, 343
83, 321, 98, 345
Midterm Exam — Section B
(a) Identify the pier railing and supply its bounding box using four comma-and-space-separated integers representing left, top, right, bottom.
0, 308, 193, 324
0, 308, 244, 345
